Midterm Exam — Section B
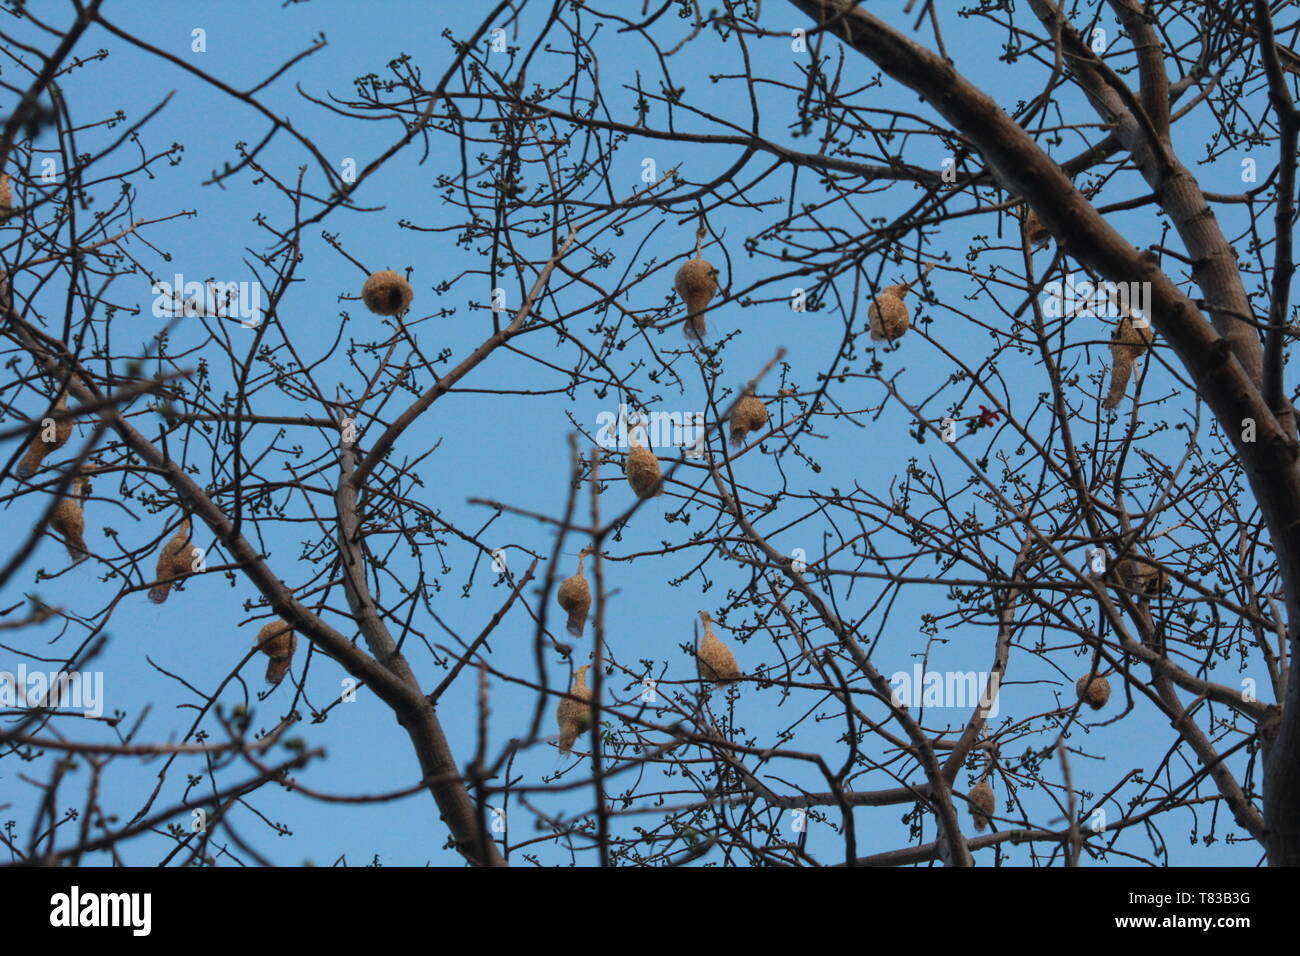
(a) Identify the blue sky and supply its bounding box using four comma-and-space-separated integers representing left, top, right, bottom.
0, 1, 1276, 866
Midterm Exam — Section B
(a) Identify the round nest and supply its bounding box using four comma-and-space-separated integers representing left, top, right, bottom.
730, 394, 770, 446
869, 287, 911, 341
1076, 674, 1111, 710
362, 270, 414, 316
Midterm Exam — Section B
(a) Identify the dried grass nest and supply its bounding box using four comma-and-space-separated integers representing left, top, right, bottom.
1076, 673, 1111, 710
17, 393, 72, 478
969, 779, 995, 832
556, 664, 592, 755
149, 517, 199, 604
868, 264, 934, 342
730, 391, 769, 446
361, 270, 414, 316
557, 547, 592, 638
256, 619, 297, 685
625, 434, 664, 499
1103, 314, 1155, 410
674, 257, 718, 340
1022, 207, 1051, 248
696, 611, 741, 684
49, 474, 90, 563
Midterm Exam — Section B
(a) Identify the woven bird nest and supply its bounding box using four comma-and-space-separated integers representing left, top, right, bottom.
17, 393, 71, 478
557, 547, 592, 638
1023, 207, 1051, 248
256, 619, 297, 685
868, 264, 932, 342
969, 780, 995, 832
696, 611, 741, 683
625, 437, 664, 499
361, 270, 414, 316
556, 664, 593, 755
730, 392, 769, 447
1076, 673, 1111, 710
149, 517, 198, 604
49, 476, 90, 563
674, 257, 717, 340
1103, 314, 1154, 410
0, 174, 12, 222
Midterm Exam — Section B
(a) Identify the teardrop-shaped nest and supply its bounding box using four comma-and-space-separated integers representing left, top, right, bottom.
557, 571, 591, 638
697, 616, 741, 684
149, 519, 196, 604
869, 285, 911, 341
730, 394, 770, 446
1023, 208, 1051, 248
17, 394, 73, 478
674, 257, 717, 339
1102, 315, 1155, 409
256, 619, 297, 685
50, 496, 87, 562
556, 665, 592, 755
1076, 674, 1111, 710
969, 780, 995, 831
625, 444, 664, 499
361, 270, 414, 316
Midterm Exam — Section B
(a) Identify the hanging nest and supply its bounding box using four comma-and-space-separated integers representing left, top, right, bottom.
255, 619, 297, 685
969, 779, 995, 832
149, 517, 198, 604
17, 393, 72, 478
1076, 673, 1111, 710
696, 611, 741, 684
674, 257, 717, 340
0, 173, 12, 222
361, 270, 414, 316
1022, 207, 1051, 249
1102, 314, 1154, 410
730, 391, 769, 447
625, 435, 664, 499
557, 546, 592, 638
49, 475, 90, 563
1115, 554, 1168, 598
556, 664, 592, 755
868, 264, 933, 342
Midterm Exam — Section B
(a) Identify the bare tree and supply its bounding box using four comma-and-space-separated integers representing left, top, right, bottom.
2, 0, 1297, 867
